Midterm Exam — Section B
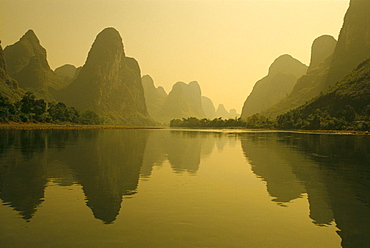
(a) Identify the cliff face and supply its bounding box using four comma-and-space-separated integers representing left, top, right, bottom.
262, 35, 337, 118
157, 81, 206, 123
0, 43, 22, 101
141, 75, 167, 121
325, 0, 370, 88
241, 54, 307, 119
201, 96, 216, 119
277, 57, 370, 130
3, 30, 63, 99
308, 35, 337, 72
263, 0, 370, 118
59, 28, 153, 125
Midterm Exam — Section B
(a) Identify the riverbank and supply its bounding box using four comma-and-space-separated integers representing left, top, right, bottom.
0, 122, 163, 130
0, 123, 369, 135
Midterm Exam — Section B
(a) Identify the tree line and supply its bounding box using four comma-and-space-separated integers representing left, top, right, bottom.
276, 104, 370, 131
170, 114, 274, 129
170, 105, 370, 131
0, 92, 104, 124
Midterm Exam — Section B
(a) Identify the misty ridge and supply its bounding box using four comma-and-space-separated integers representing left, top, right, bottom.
0, 0, 370, 131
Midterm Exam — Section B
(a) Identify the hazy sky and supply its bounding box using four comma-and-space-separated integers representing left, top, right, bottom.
1, 0, 350, 112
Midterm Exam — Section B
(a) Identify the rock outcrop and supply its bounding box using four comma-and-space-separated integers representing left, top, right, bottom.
157, 81, 206, 123
59, 28, 153, 125
215, 104, 230, 119
241, 54, 307, 119
262, 35, 337, 117
325, 0, 370, 88
3, 30, 63, 100
141, 74, 167, 121
276, 57, 370, 130
0, 43, 22, 101
201, 96, 216, 119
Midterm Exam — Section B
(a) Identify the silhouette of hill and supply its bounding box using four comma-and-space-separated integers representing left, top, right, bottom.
325, 0, 370, 88
262, 35, 337, 117
54, 64, 77, 85
215, 104, 230, 118
154, 81, 206, 123
241, 54, 307, 119
201, 96, 216, 119
141, 74, 167, 121
57, 28, 154, 125
3, 30, 64, 100
0, 43, 22, 101
277, 57, 370, 130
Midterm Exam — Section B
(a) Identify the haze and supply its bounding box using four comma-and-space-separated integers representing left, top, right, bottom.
1, 0, 349, 112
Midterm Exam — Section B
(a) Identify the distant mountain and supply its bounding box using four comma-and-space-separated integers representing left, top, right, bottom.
141, 74, 167, 121
262, 35, 337, 118
277, 57, 370, 130
157, 81, 206, 123
241, 54, 307, 119
201, 96, 216, 119
58, 27, 153, 125
54, 64, 77, 85
229, 109, 239, 118
215, 104, 230, 119
325, 0, 370, 88
0, 43, 22, 101
3, 30, 64, 100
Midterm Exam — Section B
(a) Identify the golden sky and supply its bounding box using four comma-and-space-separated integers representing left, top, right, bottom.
1, 0, 350, 112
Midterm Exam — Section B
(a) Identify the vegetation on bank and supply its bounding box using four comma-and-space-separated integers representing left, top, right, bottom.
170, 108, 370, 131
171, 59, 370, 132
170, 114, 274, 129
0, 92, 104, 125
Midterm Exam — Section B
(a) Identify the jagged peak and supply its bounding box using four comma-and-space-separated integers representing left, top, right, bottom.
20, 29, 40, 44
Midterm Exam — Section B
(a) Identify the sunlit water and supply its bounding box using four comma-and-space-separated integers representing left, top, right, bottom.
0, 129, 369, 248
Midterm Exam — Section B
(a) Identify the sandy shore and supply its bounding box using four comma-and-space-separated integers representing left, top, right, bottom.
0, 123, 163, 130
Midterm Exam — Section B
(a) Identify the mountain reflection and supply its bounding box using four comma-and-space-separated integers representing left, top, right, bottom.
0, 130, 48, 221
241, 132, 370, 248
56, 129, 148, 224
0, 129, 148, 224
0, 129, 218, 224
140, 130, 217, 176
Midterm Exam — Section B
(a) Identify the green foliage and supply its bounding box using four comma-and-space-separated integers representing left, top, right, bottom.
80, 110, 104, 125
170, 114, 274, 129
275, 58, 370, 131
0, 91, 103, 125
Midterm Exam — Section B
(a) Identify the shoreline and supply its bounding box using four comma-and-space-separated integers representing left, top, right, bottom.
0, 123, 163, 130
0, 123, 369, 135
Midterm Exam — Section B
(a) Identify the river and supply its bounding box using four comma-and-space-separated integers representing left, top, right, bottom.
0, 129, 369, 247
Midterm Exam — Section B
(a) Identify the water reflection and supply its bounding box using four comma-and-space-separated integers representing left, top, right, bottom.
0, 129, 222, 224
0, 129, 148, 224
241, 132, 370, 248
1, 129, 369, 247
141, 130, 219, 176
0, 130, 48, 221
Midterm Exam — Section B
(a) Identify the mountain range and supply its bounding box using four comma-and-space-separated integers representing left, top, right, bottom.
241, 0, 370, 128
142, 76, 239, 124
2, 28, 154, 125
1, 0, 369, 129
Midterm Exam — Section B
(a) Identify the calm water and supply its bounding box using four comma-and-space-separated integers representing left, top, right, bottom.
0, 129, 369, 248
